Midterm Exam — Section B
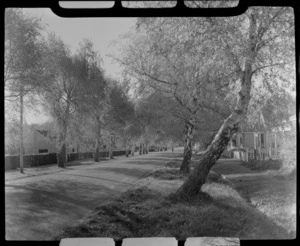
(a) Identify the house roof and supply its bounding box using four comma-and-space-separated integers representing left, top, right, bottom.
34, 128, 57, 141
240, 113, 296, 133
35, 130, 49, 138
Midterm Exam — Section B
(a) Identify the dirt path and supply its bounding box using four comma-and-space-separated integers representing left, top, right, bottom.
212, 159, 296, 235
5, 150, 179, 240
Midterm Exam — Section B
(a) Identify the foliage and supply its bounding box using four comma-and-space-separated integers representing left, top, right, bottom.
5, 120, 20, 155
5, 8, 45, 100
278, 129, 296, 174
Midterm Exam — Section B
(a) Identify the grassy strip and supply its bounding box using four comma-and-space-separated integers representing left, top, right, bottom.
54, 159, 292, 240
241, 159, 282, 171
55, 186, 290, 240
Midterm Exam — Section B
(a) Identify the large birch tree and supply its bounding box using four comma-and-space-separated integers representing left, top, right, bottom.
175, 7, 295, 200
116, 6, 294, 199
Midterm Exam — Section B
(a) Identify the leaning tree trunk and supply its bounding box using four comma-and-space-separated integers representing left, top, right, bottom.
174, 10, 256, 201
175, 115, 239, 200
180, 118, 195, 173
175, 72, 253, 200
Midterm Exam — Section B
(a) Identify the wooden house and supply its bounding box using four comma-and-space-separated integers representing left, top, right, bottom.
227, 113, 296, 161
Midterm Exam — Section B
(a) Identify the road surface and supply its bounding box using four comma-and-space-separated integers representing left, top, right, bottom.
5, 150, 179, 240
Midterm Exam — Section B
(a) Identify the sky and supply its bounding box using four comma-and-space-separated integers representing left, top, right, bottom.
20, 8, 137, 124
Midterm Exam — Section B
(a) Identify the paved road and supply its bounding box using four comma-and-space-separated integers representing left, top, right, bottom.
5, 150, 180, 240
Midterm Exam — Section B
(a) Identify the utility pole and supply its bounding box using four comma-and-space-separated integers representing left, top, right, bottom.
19, 85, 24, 174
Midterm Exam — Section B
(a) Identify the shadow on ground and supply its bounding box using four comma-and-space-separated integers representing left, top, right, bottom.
5, 179, 122, 240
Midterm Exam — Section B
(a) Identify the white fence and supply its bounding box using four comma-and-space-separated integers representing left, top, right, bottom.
232, 147, 280, 161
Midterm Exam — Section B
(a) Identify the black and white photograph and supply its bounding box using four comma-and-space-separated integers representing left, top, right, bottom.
4, 0, 297, 242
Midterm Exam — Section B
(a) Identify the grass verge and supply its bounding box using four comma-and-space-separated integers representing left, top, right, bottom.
54, 159, 292, 240
241, 159, 282, 171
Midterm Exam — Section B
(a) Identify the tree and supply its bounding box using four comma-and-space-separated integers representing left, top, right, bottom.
5, 8, 46, 173
70, 40, 107, 162
116, 16, 231, 172
40, 36, 105, 167
103, 80, 136, 158
116, 7, 294, 199
175, 7, 295, 200
133, 90, 185, 152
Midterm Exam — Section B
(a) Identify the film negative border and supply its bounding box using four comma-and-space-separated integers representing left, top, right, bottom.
59, 237, 240, 246
2, 0, 299, 17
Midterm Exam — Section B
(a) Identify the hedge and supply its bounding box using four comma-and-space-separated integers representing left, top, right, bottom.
5, 153, 57, 170
5, 150, 132, 171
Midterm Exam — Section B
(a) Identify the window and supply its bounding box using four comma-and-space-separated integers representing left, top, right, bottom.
232, 138, 236, 147
261, 133, 265, 148
39, 149, 48, 153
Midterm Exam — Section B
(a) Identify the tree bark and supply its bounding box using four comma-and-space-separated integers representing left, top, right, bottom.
93, 118, 101, 162
175, 114, 240, 200
131, 144, 135, 156
180, 118, 195, 173
94, 139, 100, 162
125, 141, 129, 157
139, 143, 142, 155
19, 87, 24, 173
56, 120, 68, 167
109, 149, 114, 159
57, 143, 66, 167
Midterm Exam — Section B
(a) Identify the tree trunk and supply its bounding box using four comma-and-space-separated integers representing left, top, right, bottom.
57, 143, 66, 167
131, 144, 135, 156
174, 10, 257, 201
94, 117, 102, 162
19, 87, 24, 173
109, 146, 114, 159
175, 115, 240, 200
139, 143, 142, 155
94, 139, 100, 162
180, 118, 195, 173
56, 119, 68, 167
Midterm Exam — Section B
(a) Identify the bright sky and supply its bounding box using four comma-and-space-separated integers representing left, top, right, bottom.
20, 8, 136, 124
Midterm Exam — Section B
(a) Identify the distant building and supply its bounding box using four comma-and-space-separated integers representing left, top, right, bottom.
23, 126, 57, 154
226, 113, 296, 161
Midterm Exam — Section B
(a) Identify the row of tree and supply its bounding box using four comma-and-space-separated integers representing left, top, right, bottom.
5, 6, 295, 201
5, 9, 183, 173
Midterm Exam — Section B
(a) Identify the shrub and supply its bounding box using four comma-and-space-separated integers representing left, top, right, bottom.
278, 130, 296, 175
